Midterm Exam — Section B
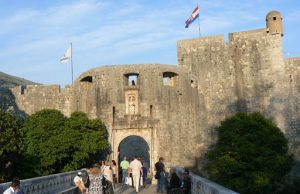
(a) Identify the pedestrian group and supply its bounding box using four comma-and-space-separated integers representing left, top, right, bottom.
3, 156, 191, 194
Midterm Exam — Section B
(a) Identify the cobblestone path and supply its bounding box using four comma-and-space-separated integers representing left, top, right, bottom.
115, 183, 157, 194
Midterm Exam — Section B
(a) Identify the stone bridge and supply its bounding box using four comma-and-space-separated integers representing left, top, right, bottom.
0, 167, 238, 194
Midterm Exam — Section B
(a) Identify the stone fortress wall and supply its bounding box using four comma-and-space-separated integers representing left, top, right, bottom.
177, 11, 300, 176
10, 11, 300, 176
12, 64, 201, 170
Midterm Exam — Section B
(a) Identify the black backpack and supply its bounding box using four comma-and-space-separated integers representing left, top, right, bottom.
81, 170, 90, 188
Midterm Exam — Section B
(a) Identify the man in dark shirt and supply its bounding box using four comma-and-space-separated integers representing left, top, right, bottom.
167, 169, 181, 194
182, 169, 191, 194
155, 157, 166, 193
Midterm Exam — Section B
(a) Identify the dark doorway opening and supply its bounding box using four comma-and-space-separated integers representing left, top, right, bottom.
118, 135, 150, 183
118, 135, 150, 168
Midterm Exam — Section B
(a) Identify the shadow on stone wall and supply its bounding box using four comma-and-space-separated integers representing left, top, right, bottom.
0, 87, 27, 120
198, 91, 300, 180
228, 95, 300, 179
280, 95, 300, 179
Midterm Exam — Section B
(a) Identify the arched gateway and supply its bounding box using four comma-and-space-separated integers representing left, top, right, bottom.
111, 128, 156, 173
118, 136, 150, 168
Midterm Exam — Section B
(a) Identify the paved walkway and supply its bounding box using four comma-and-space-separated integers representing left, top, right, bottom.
115, 183, 157, 194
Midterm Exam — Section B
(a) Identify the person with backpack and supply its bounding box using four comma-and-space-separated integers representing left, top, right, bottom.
155, 157, 166, 193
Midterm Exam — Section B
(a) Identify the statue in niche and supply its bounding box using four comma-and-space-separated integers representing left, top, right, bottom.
131, 80, 136, 86
128, 95, 136, 115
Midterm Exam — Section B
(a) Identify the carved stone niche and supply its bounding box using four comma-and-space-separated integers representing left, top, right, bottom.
125, 90, 139, 115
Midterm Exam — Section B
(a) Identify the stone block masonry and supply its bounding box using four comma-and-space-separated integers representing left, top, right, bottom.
177, 26, 300, 176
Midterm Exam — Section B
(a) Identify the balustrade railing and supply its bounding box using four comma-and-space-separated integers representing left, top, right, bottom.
0, 171, 79, 194
174, 167, 239, 194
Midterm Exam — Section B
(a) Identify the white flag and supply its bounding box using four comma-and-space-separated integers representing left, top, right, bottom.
60, 46, 72, 63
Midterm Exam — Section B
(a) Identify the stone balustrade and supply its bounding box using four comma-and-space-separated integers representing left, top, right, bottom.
174, 167, 239, 194
0, 171, 79, 194
0, 167, 238, 194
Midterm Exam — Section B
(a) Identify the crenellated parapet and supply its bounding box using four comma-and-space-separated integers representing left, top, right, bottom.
10, 84, 76, 116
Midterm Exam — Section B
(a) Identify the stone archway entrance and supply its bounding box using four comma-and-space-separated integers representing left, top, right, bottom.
118, 135, 150, 168
111, 127, 157, 177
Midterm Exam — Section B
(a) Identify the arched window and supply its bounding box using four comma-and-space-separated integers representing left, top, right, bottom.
80, 76, 93, 83
124, 73, 139, 86
162, 72, 178, 86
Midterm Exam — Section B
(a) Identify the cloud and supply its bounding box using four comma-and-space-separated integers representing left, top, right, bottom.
0, 0, 299, 85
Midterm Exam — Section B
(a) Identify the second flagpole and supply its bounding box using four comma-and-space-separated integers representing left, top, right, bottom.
197, 3, 201, 37
70, 42, 74, 84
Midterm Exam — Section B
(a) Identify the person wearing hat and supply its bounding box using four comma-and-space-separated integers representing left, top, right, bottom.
74, 171, 86, 194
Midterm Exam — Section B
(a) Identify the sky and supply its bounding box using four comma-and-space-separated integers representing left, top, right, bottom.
0, 0, 299, 86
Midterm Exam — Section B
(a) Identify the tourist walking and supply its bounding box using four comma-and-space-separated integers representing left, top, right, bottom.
101, 161, 113, 183
141, 160, 148, 186
155, 157, 166, 193
129, 155, 143, 193
120, 156, 130, 186
87, 163, 103, 194
3, 177, 24, 194
111, 160, 118, 184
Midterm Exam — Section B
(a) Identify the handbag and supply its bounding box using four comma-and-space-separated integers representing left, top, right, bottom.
102, 176, 108, 189
155, 172, 160, 179
128, 177, 132, 186
140, 177, 143, 186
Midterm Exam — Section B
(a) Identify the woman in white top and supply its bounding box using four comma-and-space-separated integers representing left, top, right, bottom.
101, 160, 113, 182
111, 160, 118, 184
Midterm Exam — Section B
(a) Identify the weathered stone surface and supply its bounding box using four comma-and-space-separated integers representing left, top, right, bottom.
0, 71, 38, 118
177, 28, 300, 176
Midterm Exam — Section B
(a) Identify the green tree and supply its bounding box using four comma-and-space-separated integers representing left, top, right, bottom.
21, 109, 67, 176
21, 109, 110, 177
0, 110, 23, 182
63, 111, 110, 171
204, 112, 293, 194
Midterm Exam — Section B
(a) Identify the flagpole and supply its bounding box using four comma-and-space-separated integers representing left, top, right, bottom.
197, 3, 201, 37
70, 42, 74, 84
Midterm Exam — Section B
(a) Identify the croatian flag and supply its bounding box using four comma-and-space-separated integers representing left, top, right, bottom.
185, 6, 199, 28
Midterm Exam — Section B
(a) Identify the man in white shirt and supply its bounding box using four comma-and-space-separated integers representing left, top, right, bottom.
129, 156, 143, 193
3, 177, 24, 194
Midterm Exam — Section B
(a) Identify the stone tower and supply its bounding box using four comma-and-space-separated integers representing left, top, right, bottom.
266, 10, 283, 36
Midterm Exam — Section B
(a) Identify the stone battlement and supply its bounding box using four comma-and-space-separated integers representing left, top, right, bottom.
11, 84, 62, 96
